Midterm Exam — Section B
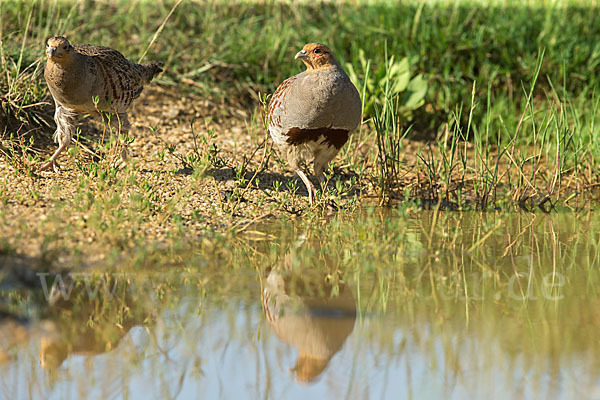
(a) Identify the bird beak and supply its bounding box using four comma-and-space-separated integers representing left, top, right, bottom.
47, 47, 57, 58
295, 49, 308, 60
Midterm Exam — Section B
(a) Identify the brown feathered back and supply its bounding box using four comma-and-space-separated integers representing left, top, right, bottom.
74, 44, 162, 83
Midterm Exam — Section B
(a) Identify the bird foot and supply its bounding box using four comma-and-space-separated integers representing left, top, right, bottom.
115, 148, 129, 170
111, 155, 128, 170
39, 159, 60, 173
110, 158, 128, 170
106, 147, 129, 170
308, 186, 317, 205
324, 198, 339, 213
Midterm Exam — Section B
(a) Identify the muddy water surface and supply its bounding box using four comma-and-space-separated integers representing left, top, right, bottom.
2, 210, 600, 399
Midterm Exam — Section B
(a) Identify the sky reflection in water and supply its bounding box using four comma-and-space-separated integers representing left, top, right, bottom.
2, 210, 600, 399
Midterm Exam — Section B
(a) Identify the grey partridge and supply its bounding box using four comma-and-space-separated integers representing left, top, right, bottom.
268, 43, 362, 204
41, 36, 162, 171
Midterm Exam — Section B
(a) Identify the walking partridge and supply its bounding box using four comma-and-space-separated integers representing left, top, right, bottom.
268, 43, 362, 204
41, 36, 162, 171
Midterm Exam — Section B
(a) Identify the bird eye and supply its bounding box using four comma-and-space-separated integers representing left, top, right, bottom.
62, 45, 67, 50
313, 48, 322, 54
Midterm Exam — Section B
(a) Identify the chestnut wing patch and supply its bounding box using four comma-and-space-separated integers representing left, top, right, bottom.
268, 75, 297, 127
286, 127, 349, 149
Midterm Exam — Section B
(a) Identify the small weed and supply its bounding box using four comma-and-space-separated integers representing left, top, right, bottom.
0, 124, 39, 176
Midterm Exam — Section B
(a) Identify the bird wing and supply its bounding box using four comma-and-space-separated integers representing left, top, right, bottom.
74, 44, 146, 111
268, 75, 298, 130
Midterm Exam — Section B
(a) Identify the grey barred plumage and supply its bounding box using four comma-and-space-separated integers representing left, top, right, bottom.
41, 36, 162, 171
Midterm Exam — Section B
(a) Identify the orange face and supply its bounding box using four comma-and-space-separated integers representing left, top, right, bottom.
295, 43, 337, 70
46, 36, 72, 60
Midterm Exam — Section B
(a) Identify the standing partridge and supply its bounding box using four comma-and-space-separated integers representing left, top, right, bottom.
41, 36, 163, 171
268, 43, 362, 204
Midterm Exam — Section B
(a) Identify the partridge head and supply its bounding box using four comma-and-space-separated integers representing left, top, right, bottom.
45, 36, 74, 63
294, 43, 339, 70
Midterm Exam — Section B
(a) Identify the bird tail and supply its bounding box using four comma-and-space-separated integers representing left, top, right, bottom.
141, 61, 163, 82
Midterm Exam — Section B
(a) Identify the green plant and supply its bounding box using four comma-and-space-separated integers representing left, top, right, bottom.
0, 124, 39, 176
346, 49, 427, 121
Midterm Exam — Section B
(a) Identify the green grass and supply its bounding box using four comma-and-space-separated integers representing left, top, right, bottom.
1, 1, 597, 111
3, 0, 599, 110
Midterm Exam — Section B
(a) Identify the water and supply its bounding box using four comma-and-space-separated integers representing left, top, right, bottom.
2, 210, 600, 399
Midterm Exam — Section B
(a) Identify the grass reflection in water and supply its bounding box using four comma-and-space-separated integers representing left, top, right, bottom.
1, 208, 600, 398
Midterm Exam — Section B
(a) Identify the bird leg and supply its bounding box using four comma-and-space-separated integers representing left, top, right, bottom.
295, 169, 317, 205
317, 171, 339, 210
315, 161, 339, 210
103, 112, 131, 168
40, 105, 76, 172
116, 113, 131, 167
314, 160, 328, 197
317, 173, 326, 192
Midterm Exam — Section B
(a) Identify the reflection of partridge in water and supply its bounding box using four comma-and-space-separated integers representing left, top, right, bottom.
262, 268, 356, 382
39, 319, 135, 370
38, 275, 151, 370
42, 36, 162, 171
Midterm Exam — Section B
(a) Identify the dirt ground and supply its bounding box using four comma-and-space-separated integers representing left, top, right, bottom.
0, 85, 384, 263
2, 84, 596, 266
